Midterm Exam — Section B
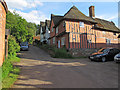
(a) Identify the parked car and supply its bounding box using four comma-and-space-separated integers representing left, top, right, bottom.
114, 53, 120, 63
89, 48, 120, 62
20, 42, 29, 51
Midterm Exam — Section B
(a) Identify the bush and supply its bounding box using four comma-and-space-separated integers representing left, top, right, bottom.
40, 44, 73, 58
8, 36, 20, 56
53, 48, 73, 58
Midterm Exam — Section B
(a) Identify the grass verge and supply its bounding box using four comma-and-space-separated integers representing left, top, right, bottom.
2, 56, 20, 89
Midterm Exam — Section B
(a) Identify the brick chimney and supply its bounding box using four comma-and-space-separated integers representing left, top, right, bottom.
89, 6, 95, 18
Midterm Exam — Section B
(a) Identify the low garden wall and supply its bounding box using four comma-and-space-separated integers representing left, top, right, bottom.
69, 48, 98, 57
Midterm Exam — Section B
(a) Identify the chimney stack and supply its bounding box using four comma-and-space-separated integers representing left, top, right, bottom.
89, 6, 95, 18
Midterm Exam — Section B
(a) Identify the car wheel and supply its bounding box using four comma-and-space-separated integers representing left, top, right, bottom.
102, 57, 106, 62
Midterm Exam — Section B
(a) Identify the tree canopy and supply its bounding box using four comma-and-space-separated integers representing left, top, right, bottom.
6, 11, 37, 44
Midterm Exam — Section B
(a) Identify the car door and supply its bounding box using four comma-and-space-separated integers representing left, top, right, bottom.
108, 49, 114, 60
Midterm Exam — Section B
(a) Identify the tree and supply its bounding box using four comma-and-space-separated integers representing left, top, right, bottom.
6, 11, 37, 44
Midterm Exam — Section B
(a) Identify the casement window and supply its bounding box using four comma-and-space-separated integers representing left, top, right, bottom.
79, 22, 84, 27
63, 21, 66, 27
56, 26, 58, 34
106, 39, 111, 45
87, 39, 92, 43
102, 31, 106, 34
113, 33, 116, 35
53, 37, 55, 44
52, 27, 54, 32
72, 37, 76, 41
61, 37, 65, 45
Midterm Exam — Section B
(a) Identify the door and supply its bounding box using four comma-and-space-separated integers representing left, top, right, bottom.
58, 40, 60, 48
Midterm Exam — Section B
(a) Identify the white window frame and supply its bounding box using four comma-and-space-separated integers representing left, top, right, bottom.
102, 31, 106, 34
79, 22, 84, 27
88, 39, 92, 43
106, 39, 111, 45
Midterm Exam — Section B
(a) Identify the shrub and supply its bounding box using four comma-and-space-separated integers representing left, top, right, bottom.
40, 44, 73, 58
54, 48, 73, 58
8, 36, 20, 56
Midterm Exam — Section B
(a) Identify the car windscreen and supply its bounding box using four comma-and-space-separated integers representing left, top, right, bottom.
98, 48, 105, 52
20, 42, 28, 46
102, 49, 110, 53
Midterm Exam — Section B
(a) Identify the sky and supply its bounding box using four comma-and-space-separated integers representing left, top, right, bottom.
5, 0, 119, 27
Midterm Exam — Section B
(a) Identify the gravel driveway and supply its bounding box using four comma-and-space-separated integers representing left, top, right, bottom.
12, 45, 118, 88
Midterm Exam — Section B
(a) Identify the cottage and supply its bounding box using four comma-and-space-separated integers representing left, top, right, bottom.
49, 6, 120, 56
40, 20, 50, 44
0, 0, 8, 66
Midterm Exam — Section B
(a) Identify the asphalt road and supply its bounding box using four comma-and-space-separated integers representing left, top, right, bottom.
12, 45, 118, 88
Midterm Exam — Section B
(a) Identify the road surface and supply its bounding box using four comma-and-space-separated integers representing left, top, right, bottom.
12, 45, 118, 88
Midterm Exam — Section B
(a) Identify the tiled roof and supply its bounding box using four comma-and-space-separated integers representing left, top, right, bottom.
33, 35, 40, 41
64, 6, 96, 23
51, 6, 120, 33
51, 14, 64, 26
94, 18, 120, 33
40, 21, 45, 27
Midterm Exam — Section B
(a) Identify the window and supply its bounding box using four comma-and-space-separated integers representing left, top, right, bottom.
63, 21, 66, 27
113, 33, 116, 35
87, 39, 92, 43
73, 37, 76, 41
56, 27, 58, 34
53, 37, 55, 44
61, 37, 65, 45
106, 39, 111, 45
52, 27, 54, 32
79, 22, 84, 27
48, 31, 50, 33
102, 31, 106, 34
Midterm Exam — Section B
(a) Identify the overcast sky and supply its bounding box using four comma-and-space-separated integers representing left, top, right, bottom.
5, 0, 119, 27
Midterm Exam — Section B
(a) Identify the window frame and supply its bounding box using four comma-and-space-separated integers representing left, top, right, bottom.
79, 22, 84, 28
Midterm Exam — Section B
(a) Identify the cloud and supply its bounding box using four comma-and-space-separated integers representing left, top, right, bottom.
96, 14, 118, 21
9, 9, 49, 24
6, 0, 43, 10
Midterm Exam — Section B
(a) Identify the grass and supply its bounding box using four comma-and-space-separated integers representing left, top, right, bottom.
1, 55, 20, 89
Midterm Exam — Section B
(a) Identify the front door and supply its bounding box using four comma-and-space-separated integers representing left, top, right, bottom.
58, 40, 60, 48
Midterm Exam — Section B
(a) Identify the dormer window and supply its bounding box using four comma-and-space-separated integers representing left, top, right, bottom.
79, 22, 84, 27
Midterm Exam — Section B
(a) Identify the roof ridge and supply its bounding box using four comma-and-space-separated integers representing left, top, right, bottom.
95, 18, 113, 23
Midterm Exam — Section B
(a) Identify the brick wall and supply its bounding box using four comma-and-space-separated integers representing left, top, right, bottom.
0, 2, 7, 66
56, 33, 69, 49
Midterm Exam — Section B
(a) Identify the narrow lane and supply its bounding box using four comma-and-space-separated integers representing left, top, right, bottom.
12, 45, 118, 88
